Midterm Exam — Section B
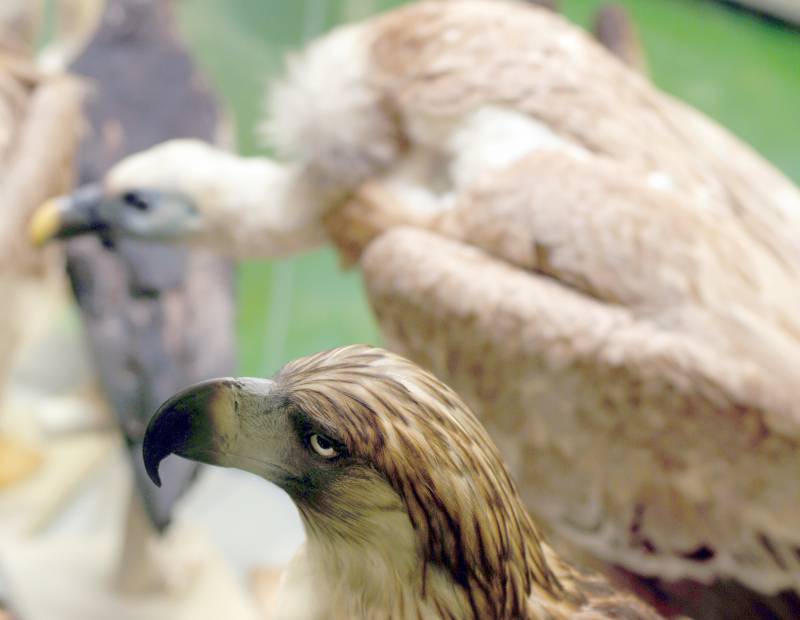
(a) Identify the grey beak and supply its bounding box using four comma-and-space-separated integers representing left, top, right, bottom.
143, 378, 238, 487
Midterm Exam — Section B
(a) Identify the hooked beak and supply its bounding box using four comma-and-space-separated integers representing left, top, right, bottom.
29, 183, 107, 247
143, 378, 242, 487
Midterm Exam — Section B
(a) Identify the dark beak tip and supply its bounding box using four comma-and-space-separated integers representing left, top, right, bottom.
143, 445, 164, 487
142, 397, 181, 489
142, 378, 234, 489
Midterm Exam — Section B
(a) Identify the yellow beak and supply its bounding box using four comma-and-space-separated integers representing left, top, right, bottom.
28, 184, 106, 247
28, 198, 64, 247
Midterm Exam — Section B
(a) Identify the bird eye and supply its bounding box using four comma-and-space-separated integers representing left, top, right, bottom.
309, 433, 338, 459
122, 191, 150, 211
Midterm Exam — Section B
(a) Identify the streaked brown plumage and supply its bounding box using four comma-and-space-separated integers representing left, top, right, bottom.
32, 1, 800, 615
144, 345, 662, 619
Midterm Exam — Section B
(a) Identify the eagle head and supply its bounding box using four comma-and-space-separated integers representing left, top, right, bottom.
143, 345, 562, 618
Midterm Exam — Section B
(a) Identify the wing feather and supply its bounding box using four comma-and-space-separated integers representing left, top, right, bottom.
432, 151, 800, 416
369, 1, 800, 262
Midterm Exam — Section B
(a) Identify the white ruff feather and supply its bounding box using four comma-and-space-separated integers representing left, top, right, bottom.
265, 23, 399, 187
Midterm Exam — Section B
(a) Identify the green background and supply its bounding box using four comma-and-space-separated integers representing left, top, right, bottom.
174, 0, 800, 376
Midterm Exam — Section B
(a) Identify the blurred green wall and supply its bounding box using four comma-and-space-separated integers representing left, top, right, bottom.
175, 0, 800, 376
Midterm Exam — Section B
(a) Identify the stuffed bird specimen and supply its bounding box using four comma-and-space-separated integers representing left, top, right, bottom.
30, 1, 800, 616
0, 49, 82, 487
143, 344, 662, 620
65, 0, 234, 538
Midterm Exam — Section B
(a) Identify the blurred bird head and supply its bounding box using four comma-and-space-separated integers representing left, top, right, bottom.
143, 345, 560, 617
28, 139, 271, 250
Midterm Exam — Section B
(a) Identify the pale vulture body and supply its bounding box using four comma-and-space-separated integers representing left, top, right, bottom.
35, 0, 800, 612
273, 3, 800, 597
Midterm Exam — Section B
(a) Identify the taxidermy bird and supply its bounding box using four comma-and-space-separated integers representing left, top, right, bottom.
30, 1, 800, 616
65, 0, 234, 539
0, 2, 88, 487
143, 344, 662, 620
58, 0, 235, 592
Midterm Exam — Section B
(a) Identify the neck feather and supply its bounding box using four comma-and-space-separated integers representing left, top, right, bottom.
274, 474, 473, 620
198, 154, 332, 259
273, 465, 560, 619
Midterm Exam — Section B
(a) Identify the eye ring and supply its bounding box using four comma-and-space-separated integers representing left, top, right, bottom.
309, 433, 338, 459
122, 191, 150, 211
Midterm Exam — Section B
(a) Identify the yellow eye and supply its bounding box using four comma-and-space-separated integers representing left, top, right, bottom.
309, 433, 338, 459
